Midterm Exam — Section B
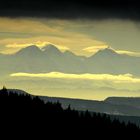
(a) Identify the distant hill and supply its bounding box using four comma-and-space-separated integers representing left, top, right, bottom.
7, 88, 140, 117
40, 96, 140, 117
0, 89, 140, 129
1, 89, 140, 136
105, 97, 140, 108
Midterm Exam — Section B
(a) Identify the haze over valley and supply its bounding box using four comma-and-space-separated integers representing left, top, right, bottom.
1, 44, 140, 100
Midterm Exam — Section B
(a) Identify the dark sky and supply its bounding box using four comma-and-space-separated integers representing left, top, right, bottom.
0, 0, 140, 20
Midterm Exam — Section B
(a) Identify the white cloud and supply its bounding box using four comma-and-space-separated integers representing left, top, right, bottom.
83, 45, 108, 53
0, 17, 107, 55
5, 41, 54, 48
6, 43, 35, 48
116, 50, 140, 57
5, 41, 70, 52
10, 72, 140, 83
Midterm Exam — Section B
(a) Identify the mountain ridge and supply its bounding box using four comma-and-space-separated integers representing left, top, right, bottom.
1, 45, 139, 58
15, 45, 42, 56
1, 45, 140, 75
1, 45, 132, 57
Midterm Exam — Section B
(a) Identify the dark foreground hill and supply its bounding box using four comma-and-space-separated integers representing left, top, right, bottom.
0, 87, 140, 137
5, 88, 140, 126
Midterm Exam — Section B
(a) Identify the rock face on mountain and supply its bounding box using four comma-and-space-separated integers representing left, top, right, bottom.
1, 45, 140, 76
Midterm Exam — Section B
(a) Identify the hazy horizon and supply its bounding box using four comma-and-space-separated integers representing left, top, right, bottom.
1, 43, 140, 100
1, 14, 140, 100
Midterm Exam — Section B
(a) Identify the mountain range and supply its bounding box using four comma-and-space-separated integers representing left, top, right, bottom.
1, 44, 140, 76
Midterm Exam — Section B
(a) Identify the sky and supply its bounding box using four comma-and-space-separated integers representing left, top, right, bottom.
1, 0, 140, 56
0, 0, 140, 20
1, 0, 140, 100
1, 18, 140, 56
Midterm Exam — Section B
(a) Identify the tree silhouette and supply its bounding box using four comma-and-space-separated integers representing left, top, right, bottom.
0, 87, 139, 136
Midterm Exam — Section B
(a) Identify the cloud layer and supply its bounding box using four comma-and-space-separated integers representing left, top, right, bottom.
10, 72, 140, 84
1, 18, 140, 56
0, 0, 140, 20
0, 18, 106, 55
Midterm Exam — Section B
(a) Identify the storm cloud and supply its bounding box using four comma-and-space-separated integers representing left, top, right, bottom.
0, 0, 140, 20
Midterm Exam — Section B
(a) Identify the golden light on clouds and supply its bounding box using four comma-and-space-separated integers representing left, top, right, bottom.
1, 18, 140, 100
5, 41, 70, 51
82, 45, 108, 53
10, 72, 140, 83
0, 17, 140, 57
116, 50, 140, 57
0, 17, 107, 55
0, 17, 59, 33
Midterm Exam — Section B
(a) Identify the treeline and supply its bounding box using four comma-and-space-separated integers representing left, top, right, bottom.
0, 87, 139, 136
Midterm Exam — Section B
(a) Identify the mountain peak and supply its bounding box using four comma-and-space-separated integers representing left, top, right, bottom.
23, 45, 39, 50
93, 47, 119, 57
15, 45, 42, 56
42, 44, 62, 54
98, 47, 117, 54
